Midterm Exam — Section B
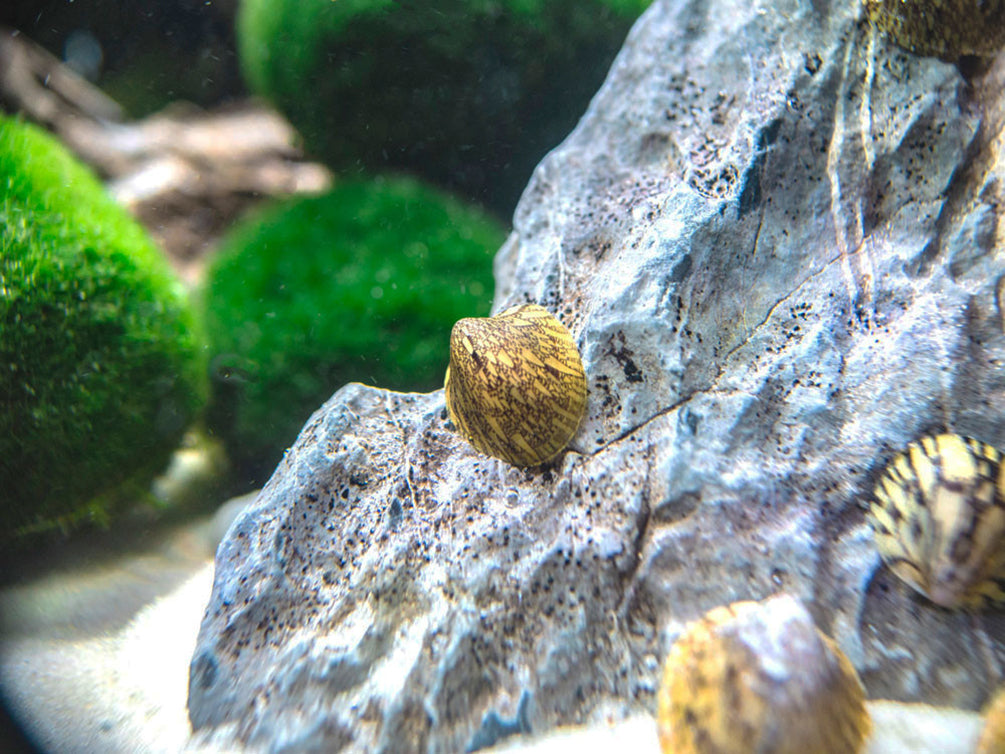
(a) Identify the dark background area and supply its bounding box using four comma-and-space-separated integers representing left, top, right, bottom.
0, 0, 245, 116
0, 699, 40, 754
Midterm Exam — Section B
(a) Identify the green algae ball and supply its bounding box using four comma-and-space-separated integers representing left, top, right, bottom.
236, 0, 651, 214
0, 118, 207, 536
201, 175, 505, 481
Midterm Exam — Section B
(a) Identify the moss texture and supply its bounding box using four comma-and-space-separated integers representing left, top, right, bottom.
0, 117, 207, 536
236, 0, 651, 215
201, 175, 504, 481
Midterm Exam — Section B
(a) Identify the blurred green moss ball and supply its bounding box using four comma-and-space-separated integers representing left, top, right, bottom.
201, 175, 505, 482
236, 0, 651, 215
0, 117, 207, 536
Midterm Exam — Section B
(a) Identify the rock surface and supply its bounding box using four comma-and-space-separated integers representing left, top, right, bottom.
189, 0, 1005, 751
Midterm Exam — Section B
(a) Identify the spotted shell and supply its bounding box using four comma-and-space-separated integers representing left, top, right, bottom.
443, 303, 587, 467
978, 686, 1005, 754
868, 433, 1005, 609
657, 594, 871, 754
864, 0, 1005, 60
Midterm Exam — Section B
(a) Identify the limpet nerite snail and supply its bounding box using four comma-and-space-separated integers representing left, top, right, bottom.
657, 594, 871, 754
868, 433, 1005, 609
444, 304, 587, 467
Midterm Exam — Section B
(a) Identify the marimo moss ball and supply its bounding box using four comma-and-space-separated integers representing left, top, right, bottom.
865, 0, 1005, 60
201, 175, 505, 480
0, 117, 207, 536
236, 0, 651, 214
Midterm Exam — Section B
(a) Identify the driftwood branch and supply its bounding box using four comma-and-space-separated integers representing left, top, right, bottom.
0, 26, 124, 126
0, 27, 331, 283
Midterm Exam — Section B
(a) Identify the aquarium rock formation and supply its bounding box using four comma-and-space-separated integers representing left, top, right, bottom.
188, 0, 1005, 750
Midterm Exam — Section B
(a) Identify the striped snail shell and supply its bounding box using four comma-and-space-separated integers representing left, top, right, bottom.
868, 433, 1005, 609
443, 303, 587, 467
657, 594, 871, 754
864, 0, 1005, 60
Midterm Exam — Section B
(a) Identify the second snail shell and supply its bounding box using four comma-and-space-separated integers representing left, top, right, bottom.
657, 594, 871, 754
864, 0, 1005, 59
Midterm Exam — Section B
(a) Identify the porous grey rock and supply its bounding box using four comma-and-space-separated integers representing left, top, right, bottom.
189, 0, 1005, 750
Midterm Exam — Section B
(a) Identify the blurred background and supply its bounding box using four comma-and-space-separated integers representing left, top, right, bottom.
1, 0, 244, 117
0, 2, 646, 748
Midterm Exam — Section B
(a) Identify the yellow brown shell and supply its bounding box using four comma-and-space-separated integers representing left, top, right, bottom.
444, 303, 587, 467
868, 433, 1005, 609
864, 0, 1005, 60
656, 594, 871, 754
978, 686, 1005, 754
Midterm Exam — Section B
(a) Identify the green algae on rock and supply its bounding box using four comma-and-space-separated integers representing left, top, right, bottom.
865, 0, 1005, 60
200, 175, 505, 483
0, 117, 207, 537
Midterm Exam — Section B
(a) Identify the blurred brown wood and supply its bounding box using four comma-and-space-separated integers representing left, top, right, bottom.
0, 26, 332, 285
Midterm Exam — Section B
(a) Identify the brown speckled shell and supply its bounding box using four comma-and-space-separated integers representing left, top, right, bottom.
865, 0, 1005, 60
657, 594, 870, 754
978, 686, 1005, 754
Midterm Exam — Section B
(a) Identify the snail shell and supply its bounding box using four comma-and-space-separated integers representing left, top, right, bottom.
444, 304, 587, 467
868, 433, 1005, 609
657, 594, 871, 754
864, 0, 1005, 60
978, 686, 1005, 754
